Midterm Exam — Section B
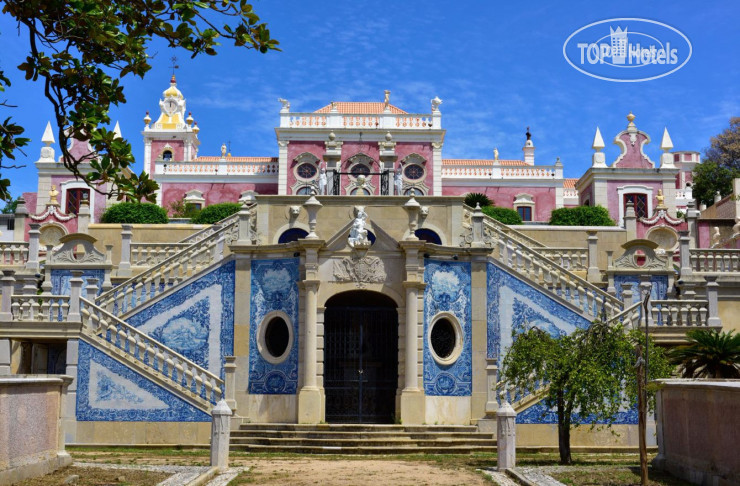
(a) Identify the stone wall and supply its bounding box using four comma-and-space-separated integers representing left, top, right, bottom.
654, 379, 740, 486
0, 375, 72, 484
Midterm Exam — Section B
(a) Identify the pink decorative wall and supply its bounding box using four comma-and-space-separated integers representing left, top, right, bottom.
286, 141, 325, 193
150, 140, 185, 172
606, 180, 663, 222
442, 185, 556, 221
395, 142, 434, 194
160, 182, 277, 211
613, 132, 653, 169
340, 142, 381, 195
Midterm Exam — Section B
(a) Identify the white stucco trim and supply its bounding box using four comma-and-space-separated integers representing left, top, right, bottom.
59, 180, 96, 222
257, 310, 294, 365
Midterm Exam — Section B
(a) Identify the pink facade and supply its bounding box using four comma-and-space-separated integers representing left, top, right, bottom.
442, 185, 555, 222
613, 132, 653, 169
606, 180, 664, 221
286, 141, 325, 192
161, 182, 277, 210
150, 140, 185, 172
395, 142, 434, 193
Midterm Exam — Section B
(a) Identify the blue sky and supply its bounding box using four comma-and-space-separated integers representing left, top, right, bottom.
1, 1, 738, 198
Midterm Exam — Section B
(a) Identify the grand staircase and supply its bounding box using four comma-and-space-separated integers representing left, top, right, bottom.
230, 424, 497, 454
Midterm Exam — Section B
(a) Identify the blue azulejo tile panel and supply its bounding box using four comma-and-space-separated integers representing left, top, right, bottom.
76, 340, 210, 422
614, 275, 668, 304
126, 260, 235, 380
423, 260, 472, 396
249, 258, 300, 395
516, 401, 638, 425
51, 269, 105, 296
487, 263, 592, 363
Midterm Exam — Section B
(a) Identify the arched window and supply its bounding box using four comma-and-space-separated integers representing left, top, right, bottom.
415, 228, 442, 245
162, 150, 173, 161
278, 228, 309, 244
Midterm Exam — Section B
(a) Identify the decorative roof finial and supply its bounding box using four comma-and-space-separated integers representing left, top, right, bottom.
113, 121, 122, 139
383, 90, 391, 109
592, 127, 605, 151
627, 111, 636, 124
41, 121, 55, 146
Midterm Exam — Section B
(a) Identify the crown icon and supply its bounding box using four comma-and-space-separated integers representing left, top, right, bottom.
609, 26, 628, 64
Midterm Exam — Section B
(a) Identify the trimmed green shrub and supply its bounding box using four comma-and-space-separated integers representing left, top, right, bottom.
101, 202, 168, 224
464, 192, 493, 208
191, 202, 242, 224
481, 206, 522, 225
549, 206, 616, 226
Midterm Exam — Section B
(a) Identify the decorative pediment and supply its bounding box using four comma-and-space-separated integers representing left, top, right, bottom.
612, 113, 655, 169
50, 233, 106, 264
612, 239, 668, 271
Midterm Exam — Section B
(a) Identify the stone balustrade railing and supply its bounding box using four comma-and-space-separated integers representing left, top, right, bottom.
99, 220, 238, 316
10, 295, 70, 322
442, 165, 560, 179
131, 243, 191, 266
154, 160, 278, 176
650, 300, 710, 327
179, 213, 240, 245
280, 112, 440, 130
478, 211, 546, 250
563, 188, 579, 198
607, 301, 642, 329
80, 298, 223, 408
689, 248, 740, 273
495, 375, 549, 411
0, 242, 29, 266
536, 248, 588, 271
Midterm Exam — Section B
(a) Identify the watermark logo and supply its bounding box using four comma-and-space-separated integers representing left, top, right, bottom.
563, 18, 692, 82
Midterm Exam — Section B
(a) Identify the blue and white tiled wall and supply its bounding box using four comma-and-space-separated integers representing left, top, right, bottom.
423, 260, 472, 396
248, 258, 300, 394
126, 260, 236, 380
76, 341, 210, 422
51, 269, 105, 296
614, 275, 668, 304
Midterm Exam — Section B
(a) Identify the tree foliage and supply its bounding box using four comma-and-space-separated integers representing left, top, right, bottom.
0, 1, 279, 202
693, 117, 740, 207
190, 202, 241, 224
501, 322, 671, 465
668, 329, 740, 379
481, 205, 522, 225
549, 206, 616, 226
101, 202, 168, 224
464, 192, 493, 208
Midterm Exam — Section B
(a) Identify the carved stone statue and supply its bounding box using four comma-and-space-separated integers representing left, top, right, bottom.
318, 168, 327, 195
711, 226, 722, 247
431, 96, 442, 112
220, 143, 227, 158
49, 185, 59, 206
348, 207, 370, 248
383, 90, 390, 109
355, 174, 367, 194
733, 217, 740, 236
494, 147, 499, 161
656, 189, 667, 210
278, 98, 290, 110
394, 169, 403, 196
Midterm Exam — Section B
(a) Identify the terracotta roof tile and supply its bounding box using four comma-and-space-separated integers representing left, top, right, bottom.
564, 178, 579, 189
314, 102, 407, 114
196, 156, 278, 163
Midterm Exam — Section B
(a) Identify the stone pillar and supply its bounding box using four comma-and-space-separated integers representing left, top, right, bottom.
63, 339, 79, 444
118, 224, 133, 277
237, 205, 252, 244
210, 400, 232, 470
606, 251, 616, 296
85, 278, 99, 302
639, 280, 653, 327
0, 338, 10, 375
686, 201, 699, 249
678, 231, 692, 277
485, 360, 499, 415
298, 279, 322, 423
704, 276, 721, 327
587, 230, 601, 283
13, 197, 27, 242
399, 240, 425, 424
103, 245, 114, 292
68, 271, 83, 323
0, 270, 15, 321
624, 202, 637, 240
25, 223, 41, 272
77, 200, 90, 233
224, 356, 237, 417
497, 401, 517, 470
403, 282, 420, 391
471, 204, 485, 247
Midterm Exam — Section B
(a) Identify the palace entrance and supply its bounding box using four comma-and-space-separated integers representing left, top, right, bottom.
324, 291, 398, 424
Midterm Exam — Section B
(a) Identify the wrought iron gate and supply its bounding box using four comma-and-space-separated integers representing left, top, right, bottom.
324, 306, 398, 423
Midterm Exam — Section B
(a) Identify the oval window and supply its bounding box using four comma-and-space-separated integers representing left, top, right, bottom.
296, 162, 318, 179
404, 164, 424, 180
431, 318, 456, 360
264, 317, 290, 359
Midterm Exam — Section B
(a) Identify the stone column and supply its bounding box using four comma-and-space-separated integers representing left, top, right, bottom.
210, 400, 232, 469
624, 202, 637, 240
606, 251, 616, 296
77, 200, 90, 233
57, 375, 73, 457
63, 339, 79, 444
485, 360, 499, 415
237, 205, 252, 244
497, 401, 517, 470
399, 240, 425, 424
68, 271, 83, 323
686, 201, 699, 249
13, 197, 27, 242
118, 224, 132, 277
0, 338, 10, 375
85, 278, 99, 302
0, 270, 15, 321
587, 230, 601, 283
704, 276, 721, 327
25, 223, 41, 272
678, 231, 692, 277
298, 279, 322, 423
224, 356, 237, 417
403, 281, 420, 391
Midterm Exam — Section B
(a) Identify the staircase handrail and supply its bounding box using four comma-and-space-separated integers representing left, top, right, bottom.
607, 301, 641, 328
178, 212, 241, 245
96, 219, 237, 313
464, 204, 547, 249
483, 218, 622, 317
80, 297, 223, 406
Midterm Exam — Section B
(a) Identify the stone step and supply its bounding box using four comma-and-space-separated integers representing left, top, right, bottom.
231, 431, 492, 440
231, 437, 496, 447
229, 444, 498, 455
238, 423, 478, 433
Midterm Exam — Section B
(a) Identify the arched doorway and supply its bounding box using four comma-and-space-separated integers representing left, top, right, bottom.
324, 291, 398, 423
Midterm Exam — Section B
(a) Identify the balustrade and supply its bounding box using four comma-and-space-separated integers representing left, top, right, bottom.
689, 249, 740, 273
10, 295, 70, 322
650, 300, 709, 327
0, 243, 29, 266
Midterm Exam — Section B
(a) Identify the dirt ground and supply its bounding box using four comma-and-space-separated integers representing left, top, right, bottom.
228, 458, 493, 485
14, 465, 171, 486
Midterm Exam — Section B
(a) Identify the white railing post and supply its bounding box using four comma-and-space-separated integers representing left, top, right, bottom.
85, 278, 99, 302
77, 200, 90, 233
119, 224, 133, 277
237, 204, 252, 244
624, 202, 637, 240
224, 356, 237, 415
621, 282, 634, 307
679, 231, 692, 277
210, 400, 232, 470
485, 360, 498, 415
13, 197, 28, 242
0, 270, 15, 321
25, 223, 41, 272
497, 401, 517, 470
686, 200, 700, 249
704, 276, 721, 327
587, 230, 600, 283
68, 271, 83, 323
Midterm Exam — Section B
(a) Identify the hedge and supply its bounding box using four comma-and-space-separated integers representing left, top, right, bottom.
481, 206, 523, 225
191, 202, 242, 224
548, 206, 616, 226
101, 202, 169, 224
